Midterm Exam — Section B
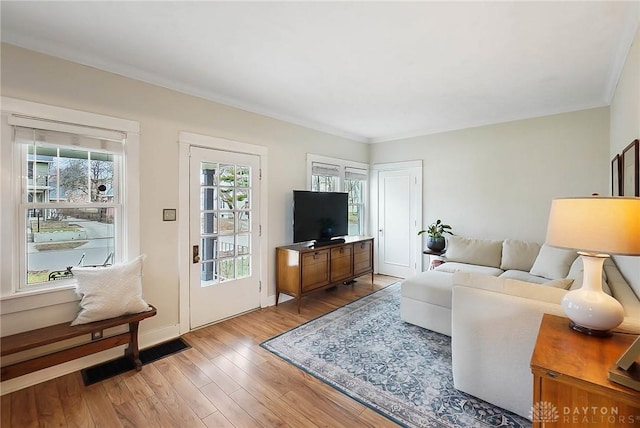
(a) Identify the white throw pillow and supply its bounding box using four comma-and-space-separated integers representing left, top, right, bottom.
500, 239, 541, 271
529, 244, 578, 280
445, 236, 503, 268
71, 255, 151, 325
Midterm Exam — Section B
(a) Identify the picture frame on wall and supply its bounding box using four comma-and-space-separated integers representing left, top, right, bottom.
612, 154, 621, 196
622, 139, 639, 197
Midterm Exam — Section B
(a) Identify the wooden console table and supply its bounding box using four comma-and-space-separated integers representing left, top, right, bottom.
276, 236, 374, 312
530, 314, 640, 427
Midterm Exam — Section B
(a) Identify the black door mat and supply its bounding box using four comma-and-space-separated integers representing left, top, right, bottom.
81, 337, 191, 386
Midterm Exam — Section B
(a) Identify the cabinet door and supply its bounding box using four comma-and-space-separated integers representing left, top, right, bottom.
535, 375, 640, 428
301, 250, 330, 291
330, 245, 353, 282
353, 240, 373, 276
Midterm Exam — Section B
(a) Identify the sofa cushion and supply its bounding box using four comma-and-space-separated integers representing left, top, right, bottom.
529, 244, 578, 280
499, 270, 548, 284
500, 239, 541, 271
445, 236, 503, 268
452, 272, 568, 304
544, 278, 575, 289
499, 270, 574, 289
401, 271, 453, 309
434, 262, 504, 276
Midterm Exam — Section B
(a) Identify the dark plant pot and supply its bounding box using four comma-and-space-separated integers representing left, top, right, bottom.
427, 237, 446, 252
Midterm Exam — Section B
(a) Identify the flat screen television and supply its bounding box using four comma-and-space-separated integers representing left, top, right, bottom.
293, 190, 348, 244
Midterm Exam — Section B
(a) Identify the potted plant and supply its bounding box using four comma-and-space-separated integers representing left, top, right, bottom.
418, 219, 453, 252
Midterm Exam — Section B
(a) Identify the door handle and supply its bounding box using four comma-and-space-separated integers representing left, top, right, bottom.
193, 245, 200, 263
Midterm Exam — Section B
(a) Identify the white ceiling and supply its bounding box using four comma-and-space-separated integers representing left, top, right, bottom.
1, 1, 638, 143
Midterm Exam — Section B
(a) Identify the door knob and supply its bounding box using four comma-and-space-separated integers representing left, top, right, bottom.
193, 245, 200, 263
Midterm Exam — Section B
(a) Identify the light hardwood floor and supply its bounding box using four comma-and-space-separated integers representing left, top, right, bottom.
1, 275, 401, 428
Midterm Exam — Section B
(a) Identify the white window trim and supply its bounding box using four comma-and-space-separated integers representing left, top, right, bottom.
0, 97, 140, 314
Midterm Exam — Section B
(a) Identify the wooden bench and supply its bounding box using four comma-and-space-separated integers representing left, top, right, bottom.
1, 305, 156, 381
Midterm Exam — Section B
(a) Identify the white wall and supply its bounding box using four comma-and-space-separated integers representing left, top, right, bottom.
610, 24, 640, 297
370, 108, 610, 243
0, 43, 369, 338
2, 31, 639, 390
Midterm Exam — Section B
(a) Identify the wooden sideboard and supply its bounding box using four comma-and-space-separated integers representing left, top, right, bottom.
276, 236, 374, 312
530, 314, 640, 427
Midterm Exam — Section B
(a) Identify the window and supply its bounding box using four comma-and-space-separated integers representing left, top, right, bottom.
311, 163, 339, 192
199, 161, 253, 283
307, 154, 368, 236
17, 128, 120, 287
1, 98, 139, 302
345, 167, 367, 235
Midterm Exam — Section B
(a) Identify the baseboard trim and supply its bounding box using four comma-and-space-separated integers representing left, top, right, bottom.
264, 293, 293, 307
0, 324, 180, 395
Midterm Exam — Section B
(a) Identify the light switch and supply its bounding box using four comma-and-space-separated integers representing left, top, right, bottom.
163, 209, 176, 221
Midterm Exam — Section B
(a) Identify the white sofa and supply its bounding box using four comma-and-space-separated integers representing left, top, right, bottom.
400, 235, 640, 419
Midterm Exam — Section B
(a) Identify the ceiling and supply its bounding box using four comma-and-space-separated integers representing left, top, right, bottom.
1, 1, 638, 143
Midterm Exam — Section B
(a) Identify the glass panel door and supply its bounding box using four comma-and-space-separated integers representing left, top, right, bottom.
190, 147, 260, 328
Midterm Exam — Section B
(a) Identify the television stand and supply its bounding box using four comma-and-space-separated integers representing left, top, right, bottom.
276, 236, 374, 312
313, 238, 346, 248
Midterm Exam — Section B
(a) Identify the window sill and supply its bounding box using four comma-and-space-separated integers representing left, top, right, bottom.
0, 284, 79, 315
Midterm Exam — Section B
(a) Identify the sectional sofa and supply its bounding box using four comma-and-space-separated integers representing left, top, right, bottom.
401, 235, 640, 419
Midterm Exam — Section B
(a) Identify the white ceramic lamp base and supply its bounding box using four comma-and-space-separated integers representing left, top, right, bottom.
561, 253, 624, 336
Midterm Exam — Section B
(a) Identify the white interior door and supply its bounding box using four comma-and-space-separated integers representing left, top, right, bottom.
189, 147, 261, 329
376, 165, 421, 278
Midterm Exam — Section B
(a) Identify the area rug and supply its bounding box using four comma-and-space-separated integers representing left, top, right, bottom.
261, 283, 531, 428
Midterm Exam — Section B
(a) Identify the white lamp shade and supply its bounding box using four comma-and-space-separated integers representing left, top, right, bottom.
545, 197, 640, 256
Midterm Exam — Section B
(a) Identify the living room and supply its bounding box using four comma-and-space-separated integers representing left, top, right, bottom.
1, 2, 639, 425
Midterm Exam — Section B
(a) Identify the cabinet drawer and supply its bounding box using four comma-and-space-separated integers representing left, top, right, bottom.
330, 245, 352, 259
330, 245, 353, 282
354, 240, 373, 275
301, 250, 330, 291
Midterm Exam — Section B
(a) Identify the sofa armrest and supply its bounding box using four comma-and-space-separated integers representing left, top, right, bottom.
604, 259, 640, 319
451, 272, 567, 419
451, 272, 640, 419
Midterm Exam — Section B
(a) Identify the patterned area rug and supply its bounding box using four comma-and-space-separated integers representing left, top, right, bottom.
261, 283, 531, 428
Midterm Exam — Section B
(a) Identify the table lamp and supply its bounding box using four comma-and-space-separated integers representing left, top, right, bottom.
545, 196, 640, 336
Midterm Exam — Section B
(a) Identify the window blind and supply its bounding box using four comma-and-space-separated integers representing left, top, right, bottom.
345, 167, 367, 181
312, 162, 340, 177
10, 115, 126, 155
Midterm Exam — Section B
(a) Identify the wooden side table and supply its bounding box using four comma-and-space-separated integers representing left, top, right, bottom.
422, 248, 445, 270
530, 314, 640, 427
